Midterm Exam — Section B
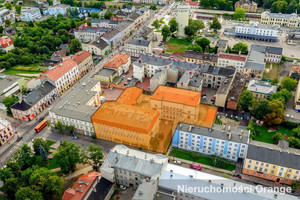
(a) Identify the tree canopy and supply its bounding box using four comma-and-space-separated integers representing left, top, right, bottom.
232, 42, 248, 54
161, 25, 171, 41
168, 18, 178, 33
281, 77, 298, 91
210, 18, 221, 31
233, 8, 246, 19
239, 90, 253, 111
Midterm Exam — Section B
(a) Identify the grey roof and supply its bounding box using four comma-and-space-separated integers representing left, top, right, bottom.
134, 54, 173, 68
196, 13, 214, 18
265, 46, 283, 55
177, 122, 249, 144
87, 178, 113, 200
263, 11, 299, 19
126, 39, 150, 47
102, 145, 167, 178
98, 68, 116, 77
244, 61, 265, 70
115, 20, 134, 32
0, 74, 22, 93
91, 38, 109, 50
75, 27, 111, 33
159, 164, 299, 200
236, 32, 278, 40
247, 144, 300, 170
116, 10, 129, 17
237, 22, 280, 31
10, 81, 55, 111
200, 64, 236, 77
247, 79, 277, 95
50, 78, 99, 122
226, 73, 244, 103
102, 29, 121, 41
183, 51, 218, 62
216, 39, 228, 48
245, 45, 266, 71
133, 181, 156, 200
128, 12, 140, 21
91, 19, 119, 25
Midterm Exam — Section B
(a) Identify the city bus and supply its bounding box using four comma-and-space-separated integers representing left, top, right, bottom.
35, 119, 47, 133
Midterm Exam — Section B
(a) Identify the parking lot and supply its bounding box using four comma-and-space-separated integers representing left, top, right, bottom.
201, 87, 217, 105
119, 66, 134, 86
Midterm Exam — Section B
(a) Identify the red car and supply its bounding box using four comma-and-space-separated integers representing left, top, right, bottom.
190, 163, 202, 170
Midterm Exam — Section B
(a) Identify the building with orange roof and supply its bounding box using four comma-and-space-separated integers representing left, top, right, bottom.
41, 58, 80, 95
62, 171, 114, 200
71, 50, 93, 76
151, 86, 201, 122
0, 36, 14, 52
103, 53, 131, 76
91, 101, 160, 149
117, 87, 142, 105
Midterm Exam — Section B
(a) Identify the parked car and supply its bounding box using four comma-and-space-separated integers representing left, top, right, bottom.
201, 94, 207, 100
16, 136, 23, 142
211, 95, 216, 101
72, 136, 78, 140
120, 185, 127, 190
38, 116, 44, 122
190, 163, 202, 170
173, 160, 182, 165
127, 78, 133, 81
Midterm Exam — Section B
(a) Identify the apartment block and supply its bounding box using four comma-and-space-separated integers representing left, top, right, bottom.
20, 7, 41, 22
124, 39, 152, 58
82, 38, 110, 57
243, 141, 300, 185
261, 11, 300, 28
49, 78, 101, 136
71, 50, 93, 76
217, 53, 246, 73
0, 118, 15, 147
235, 1, 257, 13
0, 7, 15, 26
10, 81, 57, 121
91, 19, 119, 28
74, 26, 112, 43
183, 51, 218, 66
45, 4, 70, 16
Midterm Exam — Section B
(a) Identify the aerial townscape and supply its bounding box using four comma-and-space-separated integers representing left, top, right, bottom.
1, 0, 300, 199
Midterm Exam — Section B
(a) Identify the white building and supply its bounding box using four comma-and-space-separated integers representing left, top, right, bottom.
74, 26, 111, 43
217, 53, 247, 73
0, 7, 15, 26
176, 3, 189, 38
49, 78, 101, 136
124, 39, 152, 58
172, 123, 249, 161
235, 22, 279, 42
91, 19, 119, 28
20, 7, 41, 22
45, 4, 70, 16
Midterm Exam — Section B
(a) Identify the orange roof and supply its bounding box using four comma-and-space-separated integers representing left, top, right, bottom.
92, 102, 160, 134
0, 37, 13, 48
103, 53, 130, 69
151, 86, 201, 106
45, 58, 77, 81
62, 172, 100, 200
72, 50, 92, 65
117, 87, 143, 105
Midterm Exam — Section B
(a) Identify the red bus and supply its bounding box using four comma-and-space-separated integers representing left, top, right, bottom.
190, 163, 202, 170
35, 119, 47, 133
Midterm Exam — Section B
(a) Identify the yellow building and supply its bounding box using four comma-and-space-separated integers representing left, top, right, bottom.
247, 79, 277, 99
235, 1, 257, 13
261, 11, 300, 28
243, 142, 300, 185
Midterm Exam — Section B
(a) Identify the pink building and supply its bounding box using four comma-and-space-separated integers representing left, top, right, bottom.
0, 118, 15, 147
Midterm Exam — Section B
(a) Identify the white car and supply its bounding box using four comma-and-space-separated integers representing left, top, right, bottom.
120, 185, 127, 190
174, 160, 182, 165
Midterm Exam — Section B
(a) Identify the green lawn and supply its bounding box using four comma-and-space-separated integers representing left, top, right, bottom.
263, 63, 279, 80
2, 64, 47, 76
169, 148, 236, 171
167, 38, 192, 45
46, 140, 56, 147
253, 125, 293, 144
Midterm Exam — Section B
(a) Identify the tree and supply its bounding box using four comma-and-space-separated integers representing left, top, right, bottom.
168, 17, 178, 33
152, 19, 161, 30
87, 145, 104, 171
5, 19, 11, 26
239, 90, 253, 111
65, 125, 75, 134
273, 132, 284, 144
58, 29, 69, 38
210, 17, 221, 31
184, 25, 196, 37
263, 99, 286, 125
4, 2, 13, 10
3, 178, 20, 199
288, 137, 300, 149
251, 99, 272, 119
70, 38, 82, 54
190, 19, 205, 31
188, 44, 203, 52
15, 5, 22, 14
271, 1, 288, 13
269, 88, 292, 103
104, 10, 114, 19
0, 26, 3, 34
2, 95, 18, 115
281, 77, 298, 91
91, 12, 100, 19
87, 21, 91, 26
15, 187, 43, 200
161, 25, 171, 41
16, 144, 34, 170
292, 126, 300, 139
233, 8, 246, 20
55, 120, 63, 132
196, 38, 211, 50
271, 78, 279, 85
232, 42, 248, 54
54, 141, 84, 173
32, 138, 49, 156
149, 4, 157, 10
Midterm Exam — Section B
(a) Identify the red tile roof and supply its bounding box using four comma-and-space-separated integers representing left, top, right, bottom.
0, 37, 13, 48
45, 58, 77, 81
218, 53, 246, 62
72, 50, 92, 65
185, 0, 199, 6
62, 172, 101, 200
103, 53, 130, 69
117, 87, 143, 105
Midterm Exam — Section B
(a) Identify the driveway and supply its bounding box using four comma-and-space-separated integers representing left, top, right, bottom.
285, 97, 300, 122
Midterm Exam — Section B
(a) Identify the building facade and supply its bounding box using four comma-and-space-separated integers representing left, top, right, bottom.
20, 7, 41, 22
183, 51, 218, 66
91, 19, 119, 28
74, 26, 112, 43
176, 3, 189, 38
0, 7, 15, 26
49, 78, 101, 136
0, 118, 15, 147
235, 1, 257, 13
217, 53, 246, 73
124, 39, 152, 58
10, 81, 57, 121
0, 75, 26, 100
45, 4, 70, 16
172, 123, 249, 161
103, 53, 131, 76
295, 81, 300, 112
82, 38, 110, 57
71, 50, 93, 76
247, 79, 277, 99
261, 11, 300, 28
